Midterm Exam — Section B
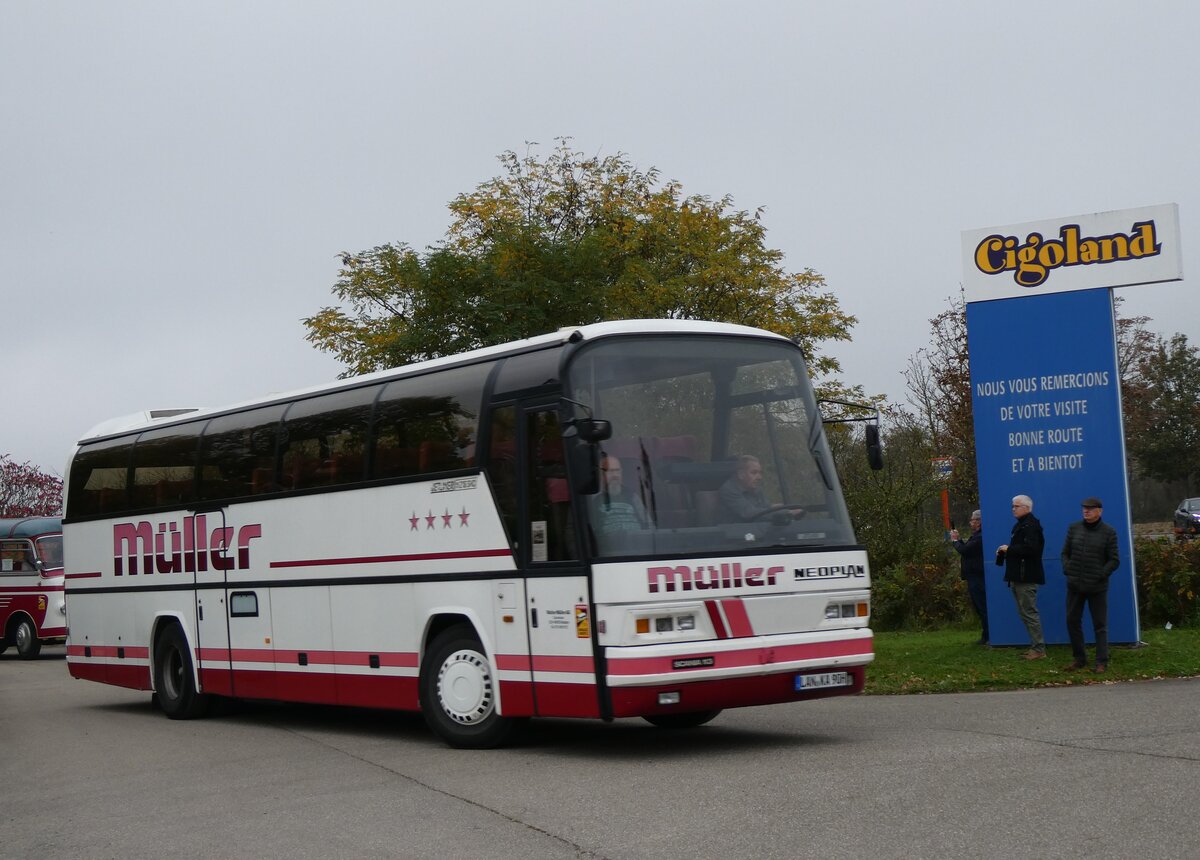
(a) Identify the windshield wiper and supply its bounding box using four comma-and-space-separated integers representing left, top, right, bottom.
638, 437, 659, 526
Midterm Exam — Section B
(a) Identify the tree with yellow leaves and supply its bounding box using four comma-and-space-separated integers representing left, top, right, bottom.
304, 139, 858, 396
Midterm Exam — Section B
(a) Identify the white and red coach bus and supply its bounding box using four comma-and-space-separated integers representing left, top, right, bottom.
1, 517, 65, 659
64, 320, 876, 747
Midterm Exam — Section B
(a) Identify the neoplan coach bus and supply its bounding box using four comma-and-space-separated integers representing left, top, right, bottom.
64, 320, 878, 747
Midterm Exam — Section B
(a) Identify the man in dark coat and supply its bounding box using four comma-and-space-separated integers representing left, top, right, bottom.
1061, 496, 1120, 673
950, 509, 988, 645
996, 494, 1046, 659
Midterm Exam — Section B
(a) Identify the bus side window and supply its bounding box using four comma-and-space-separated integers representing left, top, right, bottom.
67, 438, 132, 518
280, 387, 374, 490
487, 406, 519, 550
198, 406, 286, 502
129, 424, 201, 510
0, 540, 36, 574
528, 410, 576, 562
372, 364, 486, 480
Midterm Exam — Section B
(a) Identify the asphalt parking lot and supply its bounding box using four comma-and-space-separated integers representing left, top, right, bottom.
4, 646, 1199, 859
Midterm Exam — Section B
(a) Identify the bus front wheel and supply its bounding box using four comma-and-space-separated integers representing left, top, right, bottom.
153, 624, 210, 719
420, 624, 523, 749
643, 709, 722, 729
13, 617, 41, 659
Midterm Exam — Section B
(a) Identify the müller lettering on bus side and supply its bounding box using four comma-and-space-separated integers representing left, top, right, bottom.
112, 516, 263, 575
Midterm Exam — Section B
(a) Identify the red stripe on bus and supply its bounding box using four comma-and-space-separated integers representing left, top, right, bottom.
704, 600, 729, 639
198, 648, 420, 668
495, 654, 532, 671
66, 571, 102, 580
75, 645, 150, 659
607, 638, 871, 676
269, 548, 512, 569
491, 654, 597, 675
0, 583, 66, 592
530, 655, 595, 674
720, 599, 754, 637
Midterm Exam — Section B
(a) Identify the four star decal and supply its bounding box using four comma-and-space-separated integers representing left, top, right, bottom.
410, 508, 471, 530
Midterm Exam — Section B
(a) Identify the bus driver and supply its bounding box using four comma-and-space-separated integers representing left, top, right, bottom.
718, 455, 805, 522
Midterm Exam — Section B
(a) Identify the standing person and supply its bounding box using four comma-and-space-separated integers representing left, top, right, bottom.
1061, 497, 1120, 674
951, 510, 988, 645
996, 494, 1046, 660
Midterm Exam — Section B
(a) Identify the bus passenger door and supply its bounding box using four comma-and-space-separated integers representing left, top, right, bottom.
515, 404, 598, 719
190, 510, 275, 699
190, 510, 234, 696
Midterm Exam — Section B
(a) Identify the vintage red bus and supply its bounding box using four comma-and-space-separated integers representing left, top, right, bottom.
1, 517, 65, 658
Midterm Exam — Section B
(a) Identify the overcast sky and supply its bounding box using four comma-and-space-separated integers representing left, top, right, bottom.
4, 1, 1198, 477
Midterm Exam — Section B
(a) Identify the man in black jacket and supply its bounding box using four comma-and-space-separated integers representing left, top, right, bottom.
951, 510, 988, 645
997, 494, 1046, 659
1061, 496, 1120, 674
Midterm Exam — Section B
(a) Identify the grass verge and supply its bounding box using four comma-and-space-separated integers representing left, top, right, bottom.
866, 626, 1200, 694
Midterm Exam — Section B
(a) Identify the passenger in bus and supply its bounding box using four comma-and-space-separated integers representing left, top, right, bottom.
592, 456, 648, 534
718, 455, 804, 522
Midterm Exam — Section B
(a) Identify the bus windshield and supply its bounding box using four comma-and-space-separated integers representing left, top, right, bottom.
566, 334, 857, 558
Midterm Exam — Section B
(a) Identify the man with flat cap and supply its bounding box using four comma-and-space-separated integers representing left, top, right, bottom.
1060, 496, 1120, 673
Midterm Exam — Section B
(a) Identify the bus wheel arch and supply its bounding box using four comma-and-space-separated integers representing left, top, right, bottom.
418, 621, 524, 749
152, 620, 210, 719
9, 613, 41, 659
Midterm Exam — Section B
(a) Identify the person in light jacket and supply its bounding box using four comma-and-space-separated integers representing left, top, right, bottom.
997, 494, 1045, 660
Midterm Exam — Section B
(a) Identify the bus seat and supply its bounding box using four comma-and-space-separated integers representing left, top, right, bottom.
655, 508, 690, 529
419, 441, 453, 472
694, 490, 721, 527
373, 446, 419, 478
315, 458, 340, 484
546, 477, 569, 503
252, 467, 275, 494
657, 434, 697, 462
335, 452, 364, 482
155, 479, 192, 505
603, 437, 650, 461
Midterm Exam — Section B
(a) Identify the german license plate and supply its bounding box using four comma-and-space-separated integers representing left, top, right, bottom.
795, 671, 852, 691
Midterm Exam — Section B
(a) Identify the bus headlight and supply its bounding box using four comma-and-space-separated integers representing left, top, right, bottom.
825, 601, 869, 620
634, 609, 701, 638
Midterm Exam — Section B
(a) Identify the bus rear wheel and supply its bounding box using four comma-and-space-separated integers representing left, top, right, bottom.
420, 624, 523, 749
14, 617, 41, 659
643, 709, 722, 729
153, 624, 210, 719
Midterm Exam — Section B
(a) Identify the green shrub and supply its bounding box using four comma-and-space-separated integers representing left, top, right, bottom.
1134, 537, 1200, 626
871, 557, 968, 632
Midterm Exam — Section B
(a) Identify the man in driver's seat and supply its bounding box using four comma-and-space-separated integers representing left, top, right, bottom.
718, 455, 804, 522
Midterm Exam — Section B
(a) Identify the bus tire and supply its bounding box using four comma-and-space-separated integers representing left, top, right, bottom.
14, 617, 42, 659
643, 709, 722, 729
153, 624, 210, 720
420, 624, 523, 749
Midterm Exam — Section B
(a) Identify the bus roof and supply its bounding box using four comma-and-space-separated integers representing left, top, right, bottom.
73, 319, 789, 445
0, 517, 62, 539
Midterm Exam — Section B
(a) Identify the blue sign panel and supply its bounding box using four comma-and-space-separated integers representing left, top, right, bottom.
966, 288, 1139, 646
